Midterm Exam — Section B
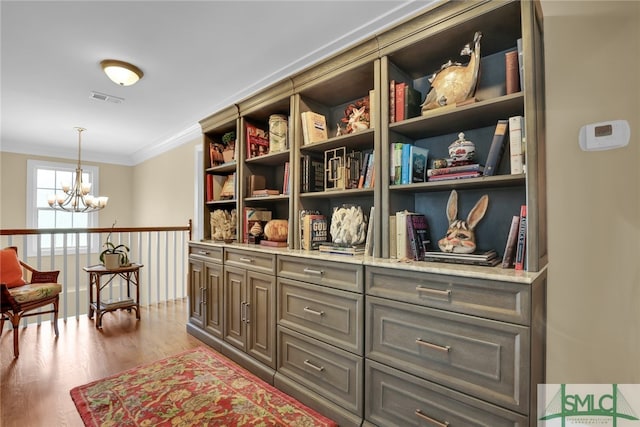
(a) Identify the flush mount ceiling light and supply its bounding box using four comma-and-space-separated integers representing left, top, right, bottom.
100, 59, 143, 86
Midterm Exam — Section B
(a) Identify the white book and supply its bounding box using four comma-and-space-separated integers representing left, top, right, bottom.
396, 210, 411, 259
509, 115, 524, 174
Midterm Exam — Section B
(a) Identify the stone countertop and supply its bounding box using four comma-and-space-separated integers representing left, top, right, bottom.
190, 240, 546, 284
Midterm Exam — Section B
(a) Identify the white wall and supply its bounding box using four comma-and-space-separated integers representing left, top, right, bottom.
543, 1, 640, 382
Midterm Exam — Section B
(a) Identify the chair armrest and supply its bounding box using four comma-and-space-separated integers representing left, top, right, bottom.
18, 259, 60, 283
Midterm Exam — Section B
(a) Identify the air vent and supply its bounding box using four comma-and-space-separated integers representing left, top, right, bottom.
90, 91, 124, 104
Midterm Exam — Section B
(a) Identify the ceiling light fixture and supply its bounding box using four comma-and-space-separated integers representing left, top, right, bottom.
100, 59, 143, 86
48, 127, 108, 212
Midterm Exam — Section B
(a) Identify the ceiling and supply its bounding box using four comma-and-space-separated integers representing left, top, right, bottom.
1, 0, 439, 166
2, 1, 624, 166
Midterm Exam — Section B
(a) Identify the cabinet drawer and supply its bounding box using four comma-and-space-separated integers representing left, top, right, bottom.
189, 243, 223, 263
278, 277, 364, 355
365, 359, 528, 427
278, 326, 363, 415
277, 255, 363, 292
366, 266, 530, 325
366, 296, 529, 414
224, 248, 275, 274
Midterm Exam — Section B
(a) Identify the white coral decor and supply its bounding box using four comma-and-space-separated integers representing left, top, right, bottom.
330, 205, 367, 246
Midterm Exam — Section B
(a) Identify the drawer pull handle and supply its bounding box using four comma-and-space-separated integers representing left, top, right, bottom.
303, 306, 325, 316
415, 409, 449, 427
241, 302, 247, 322
416, 286, 451, 297
303, 268, 324, 276
239, 257, 254, 263
303, 359, 325, 372
245, 302, 250, 324
198, 250, 209, 255
416, 339, 451, 353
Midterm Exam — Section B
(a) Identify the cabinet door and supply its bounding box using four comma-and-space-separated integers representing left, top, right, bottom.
224, 265, 246, 352
246, 270, 276, 369
188, 257, 204, 329
204, 261, 224, 338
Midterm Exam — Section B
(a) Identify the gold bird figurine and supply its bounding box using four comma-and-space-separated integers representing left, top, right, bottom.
421, 32, 482, 112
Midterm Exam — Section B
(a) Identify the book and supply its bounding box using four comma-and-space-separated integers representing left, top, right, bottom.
514, 205, 527, 270
390, 142, 402, 185
389, 215, 397, 258
411, 146, 429, 183
357, 152, 371, 188
301, 154, 324, 192
303, 214, 328, 250
406, 213, 431, 261
282, 161, 290, 195
299, 209, 319, 249
517, 38, 524, 93
364, 206, 374, 256
396, 210, 415, 259
318, 244, 365, 255
301, 111, 328, 145
394, 82, 406, 122
424, 250, 500, 267
427, 163, 484, 177
206, 174, 213, 201
251, 189, 279, 197
505, 50, 520, 94
405, 86, 422, 120
427, 171, 481, 182
400, 143, 412, 184
363, 152, 375, 188
501, 215, 521, 268
246, 123, 269, 159
508, 115, 524, 174
389, 80, 396, 123
483, 119, 509, 176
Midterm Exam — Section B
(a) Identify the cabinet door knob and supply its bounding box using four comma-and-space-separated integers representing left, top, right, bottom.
414, 409, 450, 427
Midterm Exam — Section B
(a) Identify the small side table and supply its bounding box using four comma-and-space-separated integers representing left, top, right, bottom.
83, 263, 143, 328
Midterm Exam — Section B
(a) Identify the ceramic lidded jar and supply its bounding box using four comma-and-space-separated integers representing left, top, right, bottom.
448, 132, 475, 162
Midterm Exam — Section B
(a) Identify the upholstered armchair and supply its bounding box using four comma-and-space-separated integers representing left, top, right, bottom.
0, 246, 62, 357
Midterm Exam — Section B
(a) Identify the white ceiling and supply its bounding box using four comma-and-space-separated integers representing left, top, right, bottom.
2, 1, 624, 166
1, 0, 439, 166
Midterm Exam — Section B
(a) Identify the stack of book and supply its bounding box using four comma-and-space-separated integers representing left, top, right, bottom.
300, 154, 324, 193
423, 249, 500, 266
389, 80, 422, 123
318, 243, 365, 256
426, 163, 484, 182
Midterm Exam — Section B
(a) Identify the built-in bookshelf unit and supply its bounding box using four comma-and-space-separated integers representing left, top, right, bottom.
193, 2, 546, 425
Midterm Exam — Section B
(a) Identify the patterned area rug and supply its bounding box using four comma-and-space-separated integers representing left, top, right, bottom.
70, 346, 337, 427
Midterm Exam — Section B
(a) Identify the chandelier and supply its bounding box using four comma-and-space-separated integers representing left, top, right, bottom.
48, 127, 108, 212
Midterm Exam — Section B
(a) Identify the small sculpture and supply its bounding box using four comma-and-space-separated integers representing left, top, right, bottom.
448, 132, 476, 162
421, 32, 482, 112
341, 98, 370, 134
210, 209, 237, 242
330, 205, 367, 246
263, 219, 288, 242
438, 190, 488, 254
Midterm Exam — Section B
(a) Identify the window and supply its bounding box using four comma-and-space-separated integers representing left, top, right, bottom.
27, 159, 100, 253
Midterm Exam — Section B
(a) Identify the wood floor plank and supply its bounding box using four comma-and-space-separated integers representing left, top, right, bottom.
1, 299, 203, 427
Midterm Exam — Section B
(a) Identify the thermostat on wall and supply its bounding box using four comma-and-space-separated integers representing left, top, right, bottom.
579, 120, 630, 151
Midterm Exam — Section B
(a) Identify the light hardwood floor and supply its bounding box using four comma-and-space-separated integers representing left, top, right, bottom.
1, 299, 204, 427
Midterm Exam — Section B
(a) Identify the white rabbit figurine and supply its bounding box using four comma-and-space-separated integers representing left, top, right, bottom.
438, 190, 488, 253
347, 105, 369, 133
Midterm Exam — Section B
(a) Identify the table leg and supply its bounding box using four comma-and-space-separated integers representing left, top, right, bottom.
88, 273, 95, 319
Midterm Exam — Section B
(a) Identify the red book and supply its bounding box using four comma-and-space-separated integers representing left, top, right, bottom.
389, 80, 396, 123
505, 50, 520, 94
394, 82, 406, 122
206, 174, 213, 201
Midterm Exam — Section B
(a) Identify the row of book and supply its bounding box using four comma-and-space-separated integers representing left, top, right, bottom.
390, 143, 429, 184
501, 204, 527, 270
389, 80, 421, 123
390, 210, 432, 261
